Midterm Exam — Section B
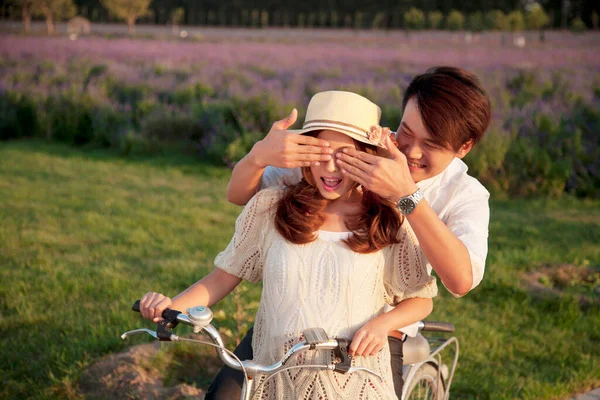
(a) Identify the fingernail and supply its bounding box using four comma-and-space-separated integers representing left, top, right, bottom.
342, 149, 348, 153
314, 162, 320, 166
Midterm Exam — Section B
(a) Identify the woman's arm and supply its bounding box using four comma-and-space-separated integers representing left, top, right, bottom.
139, 268, 241, 322
227, 109, 331, 205
350, 297, 433, 356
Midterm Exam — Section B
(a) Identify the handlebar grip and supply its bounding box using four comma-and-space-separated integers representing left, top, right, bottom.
421, 321, 455, 333
131, 300, 182, 321
132, 300, 141, 312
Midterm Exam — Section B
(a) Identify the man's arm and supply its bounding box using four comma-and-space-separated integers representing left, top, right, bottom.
226, 151, 268, 206
227, 109, 332, 205
336, 136, 478, 296
405, 201, 473, 296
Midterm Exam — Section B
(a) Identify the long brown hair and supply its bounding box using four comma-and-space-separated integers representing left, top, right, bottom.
274, 134, 403, 254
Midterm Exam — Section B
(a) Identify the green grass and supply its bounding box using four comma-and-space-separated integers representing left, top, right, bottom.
1, 140, 598, 399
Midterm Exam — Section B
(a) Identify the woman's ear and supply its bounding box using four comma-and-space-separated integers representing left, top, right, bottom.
456, 139, 474, 159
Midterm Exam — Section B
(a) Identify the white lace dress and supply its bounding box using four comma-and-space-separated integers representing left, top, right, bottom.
215, 187, 438, 399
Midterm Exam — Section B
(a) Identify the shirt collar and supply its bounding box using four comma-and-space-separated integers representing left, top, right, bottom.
416, 158, 468, 192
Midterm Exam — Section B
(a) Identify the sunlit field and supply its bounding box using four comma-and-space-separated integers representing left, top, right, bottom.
1, 29, 599, 399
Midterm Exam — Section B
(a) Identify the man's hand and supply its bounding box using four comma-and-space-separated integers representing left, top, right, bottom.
335, 136, 417, 202
250, 109, 332, 169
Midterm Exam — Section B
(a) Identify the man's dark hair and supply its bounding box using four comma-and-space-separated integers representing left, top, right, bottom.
402, 66, 491, 151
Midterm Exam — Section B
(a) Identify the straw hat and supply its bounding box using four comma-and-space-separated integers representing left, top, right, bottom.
289, 91, 390, 149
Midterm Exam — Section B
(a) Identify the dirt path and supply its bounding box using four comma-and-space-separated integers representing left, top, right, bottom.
78, 341, 205, 399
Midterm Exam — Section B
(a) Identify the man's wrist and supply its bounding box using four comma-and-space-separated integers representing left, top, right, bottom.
395, 186, 424, 215
390, 183, 419, 204
248, 141, 268, 169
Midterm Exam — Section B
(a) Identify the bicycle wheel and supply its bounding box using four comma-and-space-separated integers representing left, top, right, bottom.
404, 363, 444, 400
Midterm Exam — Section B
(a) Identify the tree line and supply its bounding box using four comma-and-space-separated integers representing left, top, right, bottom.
5, 0, 600, 34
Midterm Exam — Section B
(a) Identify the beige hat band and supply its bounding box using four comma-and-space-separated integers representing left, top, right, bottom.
302, 119, 369, 137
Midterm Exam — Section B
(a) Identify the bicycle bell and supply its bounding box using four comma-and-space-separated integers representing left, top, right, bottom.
186, 306, 213, 332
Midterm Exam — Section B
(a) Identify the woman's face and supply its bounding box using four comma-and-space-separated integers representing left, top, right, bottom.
395, 97, 472, 183
310, 130, 358, 201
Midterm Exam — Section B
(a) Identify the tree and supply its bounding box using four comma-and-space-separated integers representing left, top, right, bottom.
485, 9, 508, 30
446, 10, 465, 31
591, 11, 598, 30
16, 0, 34, 33
427, 10, 443, 29
526, 3, 549, 41
404, 7, 425, 30
570, 17, 586, 32
170, 7, 183, 34
507, 10, 525, 31
32, 0, 76, 34
100, 0, 151, 33
467, 11, 484, 32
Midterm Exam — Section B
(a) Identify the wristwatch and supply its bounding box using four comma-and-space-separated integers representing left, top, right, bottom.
396, 188, 424, 215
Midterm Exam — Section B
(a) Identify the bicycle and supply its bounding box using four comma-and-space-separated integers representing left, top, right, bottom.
122, 300, 457, 400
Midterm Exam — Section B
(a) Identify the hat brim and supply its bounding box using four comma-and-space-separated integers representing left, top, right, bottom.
288, 126, 387, 149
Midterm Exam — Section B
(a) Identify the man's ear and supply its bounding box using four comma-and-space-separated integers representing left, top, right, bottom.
456, 139, 474, 159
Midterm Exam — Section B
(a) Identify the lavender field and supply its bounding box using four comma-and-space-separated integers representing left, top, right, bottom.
1, 30, 600, 196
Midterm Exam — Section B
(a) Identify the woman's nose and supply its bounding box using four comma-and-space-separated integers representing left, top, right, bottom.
324, 158, 337, 172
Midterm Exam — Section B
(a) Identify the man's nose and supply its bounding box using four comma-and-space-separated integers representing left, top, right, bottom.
403, 142, 423, 159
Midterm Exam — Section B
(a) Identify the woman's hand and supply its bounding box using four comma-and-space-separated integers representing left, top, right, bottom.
250, 109, 332, 169
139, 292, 172, 323
335, 136, 417, 203
349, 320, 389, 357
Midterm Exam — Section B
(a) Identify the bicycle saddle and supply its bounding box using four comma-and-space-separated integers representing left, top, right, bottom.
402, 334, 431, 365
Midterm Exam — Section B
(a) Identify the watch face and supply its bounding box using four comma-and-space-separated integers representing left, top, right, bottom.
399, 198, 416, 214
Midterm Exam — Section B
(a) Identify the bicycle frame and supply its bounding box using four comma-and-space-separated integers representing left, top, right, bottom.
401, 335, 459, 400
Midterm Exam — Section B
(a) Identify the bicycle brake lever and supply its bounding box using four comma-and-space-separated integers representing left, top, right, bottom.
346, 366, 383, 381
121, 328, 180, 342
121, 328, 159, 340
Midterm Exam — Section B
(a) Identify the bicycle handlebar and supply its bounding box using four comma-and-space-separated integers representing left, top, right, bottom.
123, 300, 357, 377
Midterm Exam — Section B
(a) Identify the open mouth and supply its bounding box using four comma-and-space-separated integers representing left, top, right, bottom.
321, 177, 343, 191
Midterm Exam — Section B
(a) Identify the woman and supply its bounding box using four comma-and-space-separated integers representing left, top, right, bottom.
140, 91, 437, 399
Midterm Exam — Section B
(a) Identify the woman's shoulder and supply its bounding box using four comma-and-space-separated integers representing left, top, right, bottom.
246, 186, 287, 215
252, 186, 287, 203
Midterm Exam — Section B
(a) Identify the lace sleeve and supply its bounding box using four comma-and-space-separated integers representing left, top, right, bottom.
383, 223, 438, 305
214, 188, 281, 283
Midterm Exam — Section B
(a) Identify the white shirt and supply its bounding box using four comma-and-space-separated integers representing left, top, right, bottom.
261, 158, 490, 334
